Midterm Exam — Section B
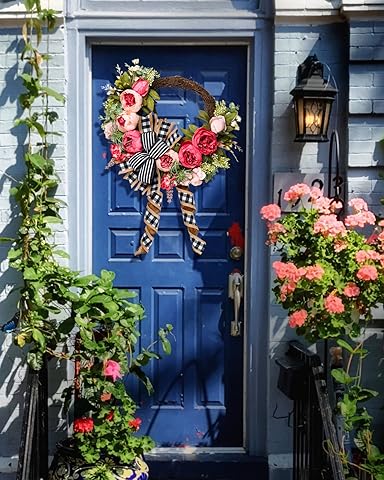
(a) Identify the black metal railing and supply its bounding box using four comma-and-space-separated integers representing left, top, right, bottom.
16, 356, 49, 480
276, 340, 345, 480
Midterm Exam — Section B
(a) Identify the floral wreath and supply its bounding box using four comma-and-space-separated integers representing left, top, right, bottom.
101, 59, 242, 256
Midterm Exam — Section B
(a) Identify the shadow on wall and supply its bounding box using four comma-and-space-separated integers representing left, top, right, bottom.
0, 32, 68, 466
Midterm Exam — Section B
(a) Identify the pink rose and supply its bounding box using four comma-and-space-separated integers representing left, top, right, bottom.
160, 174, 176, 191
190, 167, 206, 186
288, 309, 307, 328
156, 150, 179, 172
103, 121, 116, 140
120, 89, 143, 113
132, 78, 150, 97
209, 115, 226, 134
178, 141, 202, 169
103, 360, 122, 382
116, 112, 140, 132
192, 127, 218, 155
122, 130, 143, 154
260, 204, 281, 222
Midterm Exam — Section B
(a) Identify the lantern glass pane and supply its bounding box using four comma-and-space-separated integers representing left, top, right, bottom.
296, 98, 304, 136
304, 99, 325, 136
322, 101, 332, 136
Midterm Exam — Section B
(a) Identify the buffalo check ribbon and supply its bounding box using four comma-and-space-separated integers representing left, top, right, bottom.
118, 113, 206, 256
123, 114, 180, 184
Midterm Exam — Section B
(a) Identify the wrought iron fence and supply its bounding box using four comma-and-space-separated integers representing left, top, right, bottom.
16, 357, 49, 480
276, 340, 345, 480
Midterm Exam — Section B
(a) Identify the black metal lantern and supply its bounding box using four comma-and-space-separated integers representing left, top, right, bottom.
290, 55, 338, 142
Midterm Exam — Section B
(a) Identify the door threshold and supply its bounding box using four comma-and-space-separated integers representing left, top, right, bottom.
149, 447, 246, 457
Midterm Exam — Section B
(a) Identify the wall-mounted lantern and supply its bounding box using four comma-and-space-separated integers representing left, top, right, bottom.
290, 55, 338, 142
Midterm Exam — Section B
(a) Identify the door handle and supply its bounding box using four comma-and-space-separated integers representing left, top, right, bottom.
228, 271, 243, 336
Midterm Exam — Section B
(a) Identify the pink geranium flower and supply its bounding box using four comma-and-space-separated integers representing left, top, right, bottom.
260, 204, 281, 222
357, 265, 378, 281
304, 265, 324, 281
103, 360, 123, 382
343, 283, 360, 298
267, 222, 286, 244
288, 309, 308, 328
349, 198, 368, 213
324, 294, 345, 314
355, 250, 381, 263
313, 214, 346, 237
283, 183, 311, 203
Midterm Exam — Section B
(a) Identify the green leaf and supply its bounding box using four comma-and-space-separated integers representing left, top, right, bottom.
8, 248, 22, 260
336, 338, 355, 353
40, 86, 65, 103
0, 237, 14, 243
160, 337, 172, 355
27, 152, 46, 169
54, 249, 70, 259
57, 317, 75, 335
27, 351, 44, 370
32, 329, 46, 349
74, 275, 99, 286
24, 267, 39, 280
43, 216, 63, 224
331, 368, 355, 385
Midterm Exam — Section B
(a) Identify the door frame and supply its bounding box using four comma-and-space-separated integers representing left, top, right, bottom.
66, 8, 273, 459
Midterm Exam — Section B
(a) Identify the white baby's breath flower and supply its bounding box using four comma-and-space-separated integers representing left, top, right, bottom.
236, 115, 241, 122
132, 58, 140, 65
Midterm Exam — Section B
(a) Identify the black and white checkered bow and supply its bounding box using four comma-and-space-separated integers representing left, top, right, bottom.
126, 115, 179, 184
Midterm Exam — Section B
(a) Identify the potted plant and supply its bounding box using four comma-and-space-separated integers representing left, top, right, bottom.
260, 182, 384, 477
48, 270, 173, 480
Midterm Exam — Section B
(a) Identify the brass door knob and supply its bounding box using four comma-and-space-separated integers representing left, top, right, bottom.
229, 246, 243, 261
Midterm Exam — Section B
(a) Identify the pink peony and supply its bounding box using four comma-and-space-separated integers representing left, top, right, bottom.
260, 204, 281, 222
305, 265, 324, 281
343, 283, 360, 298
122, 130, 143, 154
103, 360, 122, 382
288, 309, 308, 328
110, 144, 125, 164
116, 112, 140, 132
283, 183, 311, 203
132, 78, 150, 97
209, 115, 226, 134
178, 141, 203, 169
120, 89, 143, 113
324, 294, 345, 314
192, 127, 218, 155
156, 150, 179, 172
356, 265, 378, 281
349, 198, 368, 213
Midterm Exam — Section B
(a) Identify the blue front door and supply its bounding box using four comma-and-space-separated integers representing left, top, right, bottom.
92, 45, 247, 448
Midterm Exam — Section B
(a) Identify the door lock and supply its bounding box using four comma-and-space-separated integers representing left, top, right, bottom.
228, 271, 243, 336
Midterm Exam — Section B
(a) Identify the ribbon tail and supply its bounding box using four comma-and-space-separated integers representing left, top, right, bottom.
176, 186, 206, 255
135, 177, 163, 256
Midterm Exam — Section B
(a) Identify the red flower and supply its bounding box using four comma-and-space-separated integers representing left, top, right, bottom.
105, 410, 114, 422
128, 417, 142, 431
192, 127, 218, 155
74, 417, 94, 434
178, 141, 202, 169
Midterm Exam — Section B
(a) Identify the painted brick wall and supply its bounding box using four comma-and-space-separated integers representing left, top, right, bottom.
0, 24, 67, 475
270, 18, 384, 470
